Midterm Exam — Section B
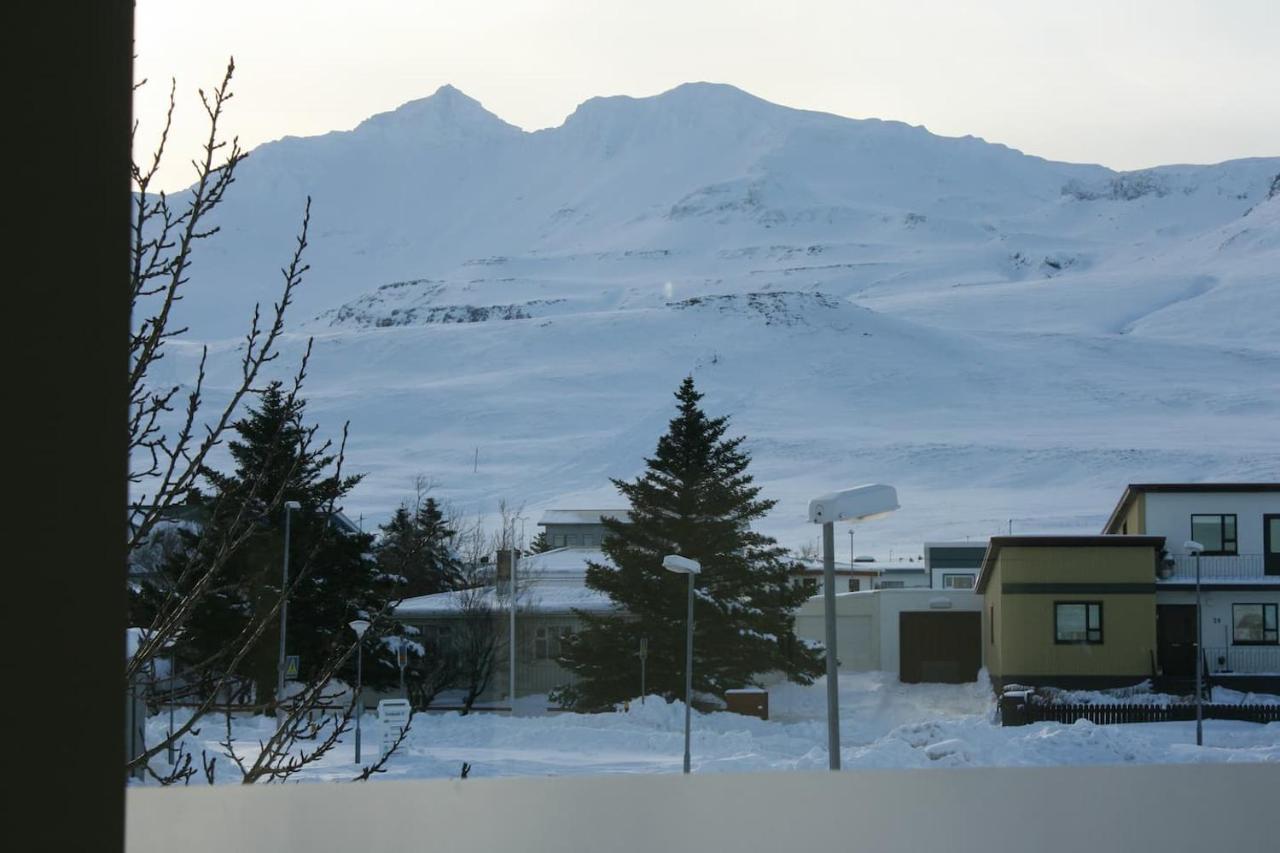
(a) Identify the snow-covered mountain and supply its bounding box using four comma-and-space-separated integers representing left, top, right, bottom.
159, 83, 1280, 553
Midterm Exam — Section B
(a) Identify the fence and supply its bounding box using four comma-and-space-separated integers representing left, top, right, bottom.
1162, 553, 1267, 580
1012, 701, 1280, 726
1202, 645, 1280, 675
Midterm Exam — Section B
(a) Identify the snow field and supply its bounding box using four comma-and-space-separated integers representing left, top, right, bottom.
142, 672, 1279, 784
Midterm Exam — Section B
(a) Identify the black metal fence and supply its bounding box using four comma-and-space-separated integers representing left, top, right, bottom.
1007, 700, 1280, 726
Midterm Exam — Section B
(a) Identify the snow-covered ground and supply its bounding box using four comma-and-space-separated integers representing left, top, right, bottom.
143, 673, 1279, 784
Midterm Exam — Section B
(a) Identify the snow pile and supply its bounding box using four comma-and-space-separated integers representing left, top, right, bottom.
139, 671, 1280, 784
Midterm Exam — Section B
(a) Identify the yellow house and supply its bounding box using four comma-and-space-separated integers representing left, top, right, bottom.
977, 536, 1164, 691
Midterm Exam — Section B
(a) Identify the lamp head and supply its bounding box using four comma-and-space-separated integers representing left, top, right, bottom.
283, 500, 301, 511
349, 619, 371, 638
808, 484, 899, 525
662, 554, 702, 575
1183, 540, 1204, 556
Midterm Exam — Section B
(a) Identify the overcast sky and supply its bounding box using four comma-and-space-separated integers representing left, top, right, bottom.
135, 0, 1279, 191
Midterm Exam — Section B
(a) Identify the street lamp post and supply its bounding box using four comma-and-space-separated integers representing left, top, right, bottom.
662, 554, 701, 775
276, 500, 301, 726
808, 484, 900, 770
349, 619, 371, 763
1184, 540, 1205, 746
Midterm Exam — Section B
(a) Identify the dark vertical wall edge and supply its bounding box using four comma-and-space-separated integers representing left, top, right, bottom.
10, 2, 133, 851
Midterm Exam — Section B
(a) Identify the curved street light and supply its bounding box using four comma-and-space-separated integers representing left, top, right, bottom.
663, 553, 701, 775
349, 619, 371, 763
807, 484, 899, 770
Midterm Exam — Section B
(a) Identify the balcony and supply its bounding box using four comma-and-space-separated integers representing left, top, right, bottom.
1157, 554, 1276, 583
1203, 645, 1280, 676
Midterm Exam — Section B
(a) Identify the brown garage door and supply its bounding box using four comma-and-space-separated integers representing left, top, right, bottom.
899, 611, 982, 683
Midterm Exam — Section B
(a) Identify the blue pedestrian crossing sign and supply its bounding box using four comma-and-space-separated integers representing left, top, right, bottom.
285, 655, 300, 679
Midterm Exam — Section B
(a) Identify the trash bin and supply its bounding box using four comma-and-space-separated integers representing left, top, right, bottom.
724, 688, 768, 720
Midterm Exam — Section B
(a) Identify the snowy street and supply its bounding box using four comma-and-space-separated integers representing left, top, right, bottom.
145, 672, 1280, 783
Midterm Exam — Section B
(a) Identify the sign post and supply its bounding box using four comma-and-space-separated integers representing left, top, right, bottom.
377, 698, 412, 757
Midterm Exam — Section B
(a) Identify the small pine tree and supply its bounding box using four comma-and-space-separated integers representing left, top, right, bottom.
376, 495, 465, 597
528, 530, 553, 553
555, 376, 822, 711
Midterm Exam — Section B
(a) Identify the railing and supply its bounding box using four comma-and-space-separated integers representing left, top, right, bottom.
1016, 702, 1280, 726
1202, 645, 1280, 676
1159, 554, 1271, 581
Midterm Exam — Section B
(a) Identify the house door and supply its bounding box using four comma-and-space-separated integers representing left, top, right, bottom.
899, 612, 982, 683
1265, 515, 1280, 576
1157, 604, 1198, 677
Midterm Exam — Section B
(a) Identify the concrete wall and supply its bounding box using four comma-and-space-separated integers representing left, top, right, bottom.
795, 593, 878, 671
1144, 492, 1278, 554
127, 764, 1279, 853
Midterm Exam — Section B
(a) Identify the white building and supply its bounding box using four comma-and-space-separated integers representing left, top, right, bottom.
1102, 483, 1280, 690
393, 510, 627, 704
923, 541, 988, 590
794, 588, 983, 682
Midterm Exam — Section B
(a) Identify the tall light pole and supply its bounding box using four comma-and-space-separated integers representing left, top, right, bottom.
507, 513, 525, 712
1184, 540, 1205, 746
808, 484, 900, 770
276, 500, 301, 726
663, 554, 701, 775
349, 619, 370, 763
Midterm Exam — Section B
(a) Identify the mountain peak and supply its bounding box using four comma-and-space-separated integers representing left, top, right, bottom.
353, 84, 521, 141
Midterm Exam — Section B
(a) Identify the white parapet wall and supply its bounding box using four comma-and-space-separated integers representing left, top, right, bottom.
126, 764, 1277, 853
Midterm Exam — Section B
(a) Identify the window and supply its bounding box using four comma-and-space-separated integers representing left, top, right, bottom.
879, 581, 905, 589
1232, 604, 1278, 645
1055, 602, 1103, 644
942, 573, 974, 589
989, 606, 995, 645
847, 578, 860, 592
534, 625, 572, 660
422, 624, 453, 652
1191, 514, 1237, 555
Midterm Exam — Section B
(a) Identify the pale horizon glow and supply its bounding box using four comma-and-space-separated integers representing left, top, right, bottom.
135, 0, 1280, 191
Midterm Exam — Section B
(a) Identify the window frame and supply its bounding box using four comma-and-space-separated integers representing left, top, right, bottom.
941, 573, 974, 589
1231, 603, 1279, 646
1054, 601, 1104, 645
1190, 513, 1238, 556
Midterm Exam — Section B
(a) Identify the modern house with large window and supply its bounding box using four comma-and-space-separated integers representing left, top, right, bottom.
976, 483, 1280, 694
1101, 483, 1280, 692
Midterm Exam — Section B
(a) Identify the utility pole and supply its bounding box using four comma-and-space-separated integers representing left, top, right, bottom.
823, 521, 840, 770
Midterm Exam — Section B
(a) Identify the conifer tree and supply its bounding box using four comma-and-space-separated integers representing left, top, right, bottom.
528, 530, 553, 553
376, 495, 464, 597
554, 376, 822, 711
132, 382, 401, 709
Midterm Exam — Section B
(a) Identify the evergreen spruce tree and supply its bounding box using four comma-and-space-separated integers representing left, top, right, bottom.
555, 376, 822, 711
528, 530, 553, 553
132, 382, 401, 709
375, 496, 464, 597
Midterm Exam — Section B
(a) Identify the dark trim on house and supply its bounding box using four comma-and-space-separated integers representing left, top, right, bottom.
975, 536, 1165, 592
1159, 583, 1280, 591
1102, 483, 1280, 534
1003, 583, 1156, 595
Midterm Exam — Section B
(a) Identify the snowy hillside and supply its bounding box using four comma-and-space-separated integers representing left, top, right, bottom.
151, 83, 1280, 551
